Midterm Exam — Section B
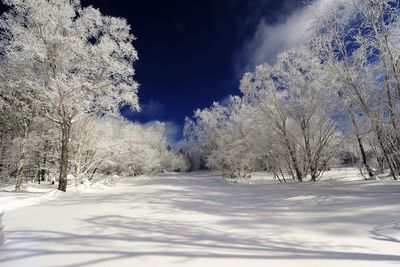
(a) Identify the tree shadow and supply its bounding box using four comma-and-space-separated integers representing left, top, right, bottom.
1, 172, 400, 266
370, 219, 400, 244
2, 215, 400, 267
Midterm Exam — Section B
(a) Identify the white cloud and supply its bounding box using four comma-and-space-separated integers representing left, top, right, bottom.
236, 0, 339, 74
163, 121, 182, 145
122, 99, 165, 120
140, 99, 165, 118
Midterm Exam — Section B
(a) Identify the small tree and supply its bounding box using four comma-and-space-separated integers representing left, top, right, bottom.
0, 0, 139, 191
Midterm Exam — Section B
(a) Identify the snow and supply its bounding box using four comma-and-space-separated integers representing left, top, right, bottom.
0, 183, 64, 213
0, 168, 400, 266
0, 211, 4, 247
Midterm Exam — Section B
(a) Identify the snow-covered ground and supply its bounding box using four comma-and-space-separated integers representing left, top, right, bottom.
0, 168, 399, 266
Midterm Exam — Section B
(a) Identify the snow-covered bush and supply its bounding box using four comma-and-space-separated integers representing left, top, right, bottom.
69, 117, 186, 183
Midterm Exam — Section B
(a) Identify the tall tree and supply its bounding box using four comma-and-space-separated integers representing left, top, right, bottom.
314, 0, 400, 179
0, 0, 139, 191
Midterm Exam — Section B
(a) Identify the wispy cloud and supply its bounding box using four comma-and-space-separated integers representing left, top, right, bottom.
122, 99, 165, 121
139, 99, 165, 118
235, 0, 338, 74
163, 121, 182, 145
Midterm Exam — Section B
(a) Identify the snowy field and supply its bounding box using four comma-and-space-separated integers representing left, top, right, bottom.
0, 168, 399, 267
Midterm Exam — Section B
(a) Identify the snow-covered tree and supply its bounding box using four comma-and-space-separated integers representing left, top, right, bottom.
240, 46, 340, 181
314, 0, 400, 179
0, 58, 38, 189
185, 43, 343, 182
0, 0, 139, 191
68, 117, 186, 183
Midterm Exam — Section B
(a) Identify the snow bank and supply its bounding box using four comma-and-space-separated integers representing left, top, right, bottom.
0, 176, 124, 214
0, 189, 62, 213
234, 167, 383, 184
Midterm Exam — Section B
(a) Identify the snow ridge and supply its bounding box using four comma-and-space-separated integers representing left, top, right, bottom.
0, 189, 62, 213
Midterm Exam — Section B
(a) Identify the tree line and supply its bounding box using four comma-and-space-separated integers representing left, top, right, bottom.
182, 0, 400, 182
0, 0, 185, 191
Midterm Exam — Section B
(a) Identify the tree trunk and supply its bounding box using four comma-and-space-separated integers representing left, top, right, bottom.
89, 167, 98, 181
284, 135, 303, 182
375, 125, 397, 180
40, 139, 49, 183
304, 137, 318, 182
75, 162, 81, 187
347, 107, 374, 178
0, 132, 5, 174
58, 119, 71, 192
356, 135, 374, 178
278, 166, 287, 183
74, 146, 82, 188
15, 129, 28, 191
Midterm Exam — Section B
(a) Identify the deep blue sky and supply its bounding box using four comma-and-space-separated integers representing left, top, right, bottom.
0, 0, 306, 141
81, 0, 305, 135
